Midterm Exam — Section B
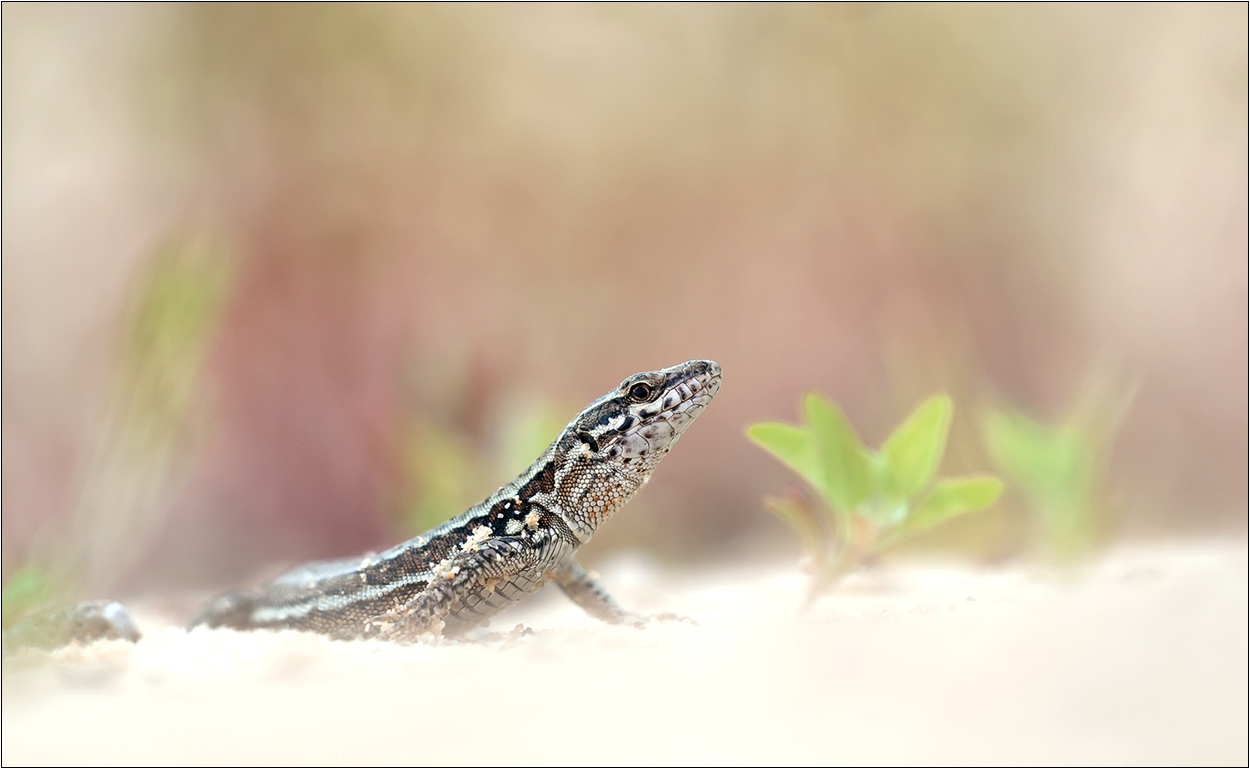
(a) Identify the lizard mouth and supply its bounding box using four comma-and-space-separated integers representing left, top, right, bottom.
648, 360, 720, 430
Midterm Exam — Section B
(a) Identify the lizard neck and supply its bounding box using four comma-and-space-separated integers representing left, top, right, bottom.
488, 441, 644, 546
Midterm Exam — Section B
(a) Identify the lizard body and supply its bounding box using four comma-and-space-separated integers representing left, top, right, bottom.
7, 360, 720, 647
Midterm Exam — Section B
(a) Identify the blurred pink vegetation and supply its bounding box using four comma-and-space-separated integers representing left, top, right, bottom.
2, 5, 1245, 591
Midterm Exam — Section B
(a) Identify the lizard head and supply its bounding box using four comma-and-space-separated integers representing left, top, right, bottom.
550, 359, 721, 536
576, 359, 722, 468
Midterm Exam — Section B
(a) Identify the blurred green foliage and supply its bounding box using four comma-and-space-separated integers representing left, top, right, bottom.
401, 422, 481, 534
981, 382, 1133, 562
60, 232, 231, 594
1, 567, 54, 630
120, 235, 230, 449
400, 399, 574, 533
1, 232, 230, 617
749, 393, 1003, 595
495, 402, 576, 483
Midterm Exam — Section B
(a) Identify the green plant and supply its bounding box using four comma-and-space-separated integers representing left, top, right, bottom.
981, 399, 1126, 562
748, 393, 1003, 595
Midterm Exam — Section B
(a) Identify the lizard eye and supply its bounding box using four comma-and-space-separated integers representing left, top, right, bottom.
628, 382, 654, 402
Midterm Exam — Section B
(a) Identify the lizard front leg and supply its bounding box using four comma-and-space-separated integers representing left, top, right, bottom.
368, 537, 541, 642
551, 557, 634, 624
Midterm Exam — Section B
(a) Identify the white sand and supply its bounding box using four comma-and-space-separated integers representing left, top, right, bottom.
4, 541, 1246, 766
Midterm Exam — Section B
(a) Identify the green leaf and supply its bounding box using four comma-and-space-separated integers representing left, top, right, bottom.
908, 476, 1004, 530
804, 393, 872, 511
747, 422, 822, 491
881, 393, 952, 499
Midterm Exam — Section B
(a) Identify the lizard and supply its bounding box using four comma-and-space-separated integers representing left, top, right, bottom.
4, 359, 721, 648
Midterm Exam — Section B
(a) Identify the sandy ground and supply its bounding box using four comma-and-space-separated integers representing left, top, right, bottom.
3, 540, 1246, 766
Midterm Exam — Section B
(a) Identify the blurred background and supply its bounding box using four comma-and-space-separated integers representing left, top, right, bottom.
3, 4, 1246, 597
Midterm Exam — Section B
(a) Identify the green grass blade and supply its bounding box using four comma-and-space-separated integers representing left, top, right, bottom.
881, 393, 952, 499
